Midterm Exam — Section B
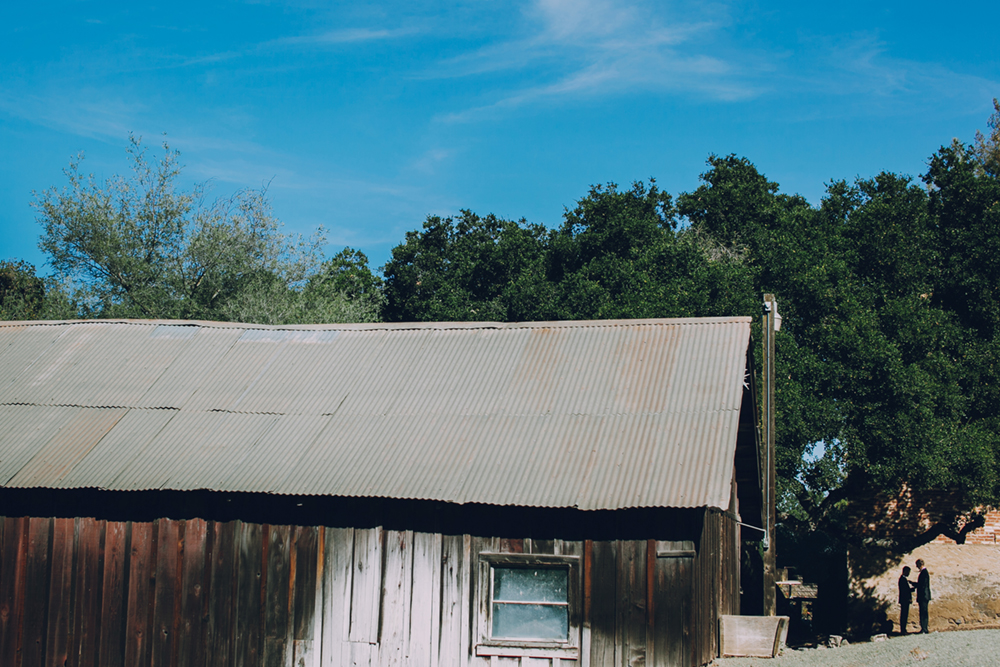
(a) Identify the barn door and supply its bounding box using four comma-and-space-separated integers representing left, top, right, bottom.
652, 541, 694, 667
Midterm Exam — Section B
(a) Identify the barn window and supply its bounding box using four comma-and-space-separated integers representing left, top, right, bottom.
492, 566, 568, 639
476, 553, 580, 659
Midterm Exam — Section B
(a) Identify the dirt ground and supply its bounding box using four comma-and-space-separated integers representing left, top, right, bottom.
854, 543, 1000, 632
718, 628, 1000, 667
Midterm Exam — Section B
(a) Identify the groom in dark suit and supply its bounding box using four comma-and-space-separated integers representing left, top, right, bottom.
915, 558, 932, 633
898, 566, 914, 633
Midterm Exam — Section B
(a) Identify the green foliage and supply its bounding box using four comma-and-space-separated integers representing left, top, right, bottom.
309, 248, 384, 303
383, 181, 758, 324
382, 210, 550, 322
922, 136, 1000, 506
546, 180, 757, 320
679, 156, 847, 483
972, 98, 1000, 178
298, 249, 385, 324
39, 277, 79, 321
0, 260, 45, 320
33, 135, 375, 324
676, 146, 1000, 534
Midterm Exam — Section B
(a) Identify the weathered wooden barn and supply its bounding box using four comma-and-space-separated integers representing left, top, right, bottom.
0, 316, 765, 667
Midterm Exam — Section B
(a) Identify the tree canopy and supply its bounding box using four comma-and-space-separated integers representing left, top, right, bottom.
675, 153, 1000, 548
0, 260, 45, 320
382, 210, 550, 322
32, 135, 381, 324
383, 181, 756, 324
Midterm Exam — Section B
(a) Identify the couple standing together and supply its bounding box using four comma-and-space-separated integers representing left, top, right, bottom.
898, 559, 932, 634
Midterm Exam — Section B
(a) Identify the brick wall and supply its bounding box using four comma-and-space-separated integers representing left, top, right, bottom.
933, 507, 1000, 544
846, 485, 995, 544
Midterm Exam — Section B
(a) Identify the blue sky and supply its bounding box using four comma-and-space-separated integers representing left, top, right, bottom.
2, 1, 998, 273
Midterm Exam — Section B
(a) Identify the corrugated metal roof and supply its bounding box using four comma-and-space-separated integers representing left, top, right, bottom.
0, 317, 752, 510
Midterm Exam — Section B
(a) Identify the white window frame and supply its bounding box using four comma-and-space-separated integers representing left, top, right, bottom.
475, 552, 581, 660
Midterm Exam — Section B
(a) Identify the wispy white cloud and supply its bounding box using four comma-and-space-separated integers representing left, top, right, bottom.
173, 25, 418, 69
271, 26, 420, 46
0, 89, 143, 141
0, 87, 266, 160
532, 0, 640, 40
407, 147, 457, 176
824, 35, 996, 101
431, 0, 758, 120
431, 1, 1000, 123
767, 33, 1000, 122
0, 83, 419, 199
177, 22, 422, 69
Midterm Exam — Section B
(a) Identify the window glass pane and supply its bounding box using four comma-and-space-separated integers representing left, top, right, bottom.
492, 602, 569, 640
494, 567, 567, 603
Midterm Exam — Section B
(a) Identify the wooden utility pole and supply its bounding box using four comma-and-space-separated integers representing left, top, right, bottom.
762, 294, 778, 616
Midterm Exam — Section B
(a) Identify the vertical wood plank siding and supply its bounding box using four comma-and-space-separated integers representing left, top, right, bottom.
683, 509, 743, 667
0, 510, 740, 667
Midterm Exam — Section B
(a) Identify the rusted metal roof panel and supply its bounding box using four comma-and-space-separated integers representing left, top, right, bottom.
0, 323, 160, 406
7, 408, 128, 487
0, 325, 70, 401
232, 336, 349, 415
0, 405, 81, 484
283, 329, 389, 416
182, 333, 287, 413
273, 412, 739, 509
577, 410, 737, 510
0, 316, 753, 510
56, 409, 177, 488
212, 414, 330, 492
136, 326, 242, 408
108, 411, 278, 491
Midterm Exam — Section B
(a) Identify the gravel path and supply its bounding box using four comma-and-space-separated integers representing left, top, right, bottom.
716, 629, 1000, 667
